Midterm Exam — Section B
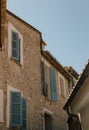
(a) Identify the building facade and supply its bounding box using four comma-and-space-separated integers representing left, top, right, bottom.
0, 1, 78, 130
41, 44, 72, 130
1, 2, 42, 129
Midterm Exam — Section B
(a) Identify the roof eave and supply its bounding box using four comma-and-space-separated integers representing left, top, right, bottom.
63, 61, 89, 110
6, 9, 41, 35
42, 51, 72, 80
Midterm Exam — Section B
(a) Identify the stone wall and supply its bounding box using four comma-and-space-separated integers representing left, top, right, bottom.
1, 11, 42, 130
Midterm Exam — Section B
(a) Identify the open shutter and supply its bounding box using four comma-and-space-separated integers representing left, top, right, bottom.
10, 92, 21, 126
50, 68, 57, 101
41, 61, 47, 96
12, 31, 20, 62
21, 98, 27, 130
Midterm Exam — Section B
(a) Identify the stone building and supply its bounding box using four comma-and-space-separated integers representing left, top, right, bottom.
0, 0, 78, 130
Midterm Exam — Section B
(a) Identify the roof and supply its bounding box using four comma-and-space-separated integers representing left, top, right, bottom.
42, 50, 72, 80
64, 66, 79, 80
6, 10, 41, 35
63, 60, 89, 110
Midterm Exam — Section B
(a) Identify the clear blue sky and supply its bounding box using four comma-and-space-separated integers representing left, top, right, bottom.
7, 0, 89, 73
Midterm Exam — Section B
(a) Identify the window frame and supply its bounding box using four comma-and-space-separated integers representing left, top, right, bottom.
0, 89, 4, 122
8, 22, 23, 66
42, 108, 53, 130
7, 85, 23, 127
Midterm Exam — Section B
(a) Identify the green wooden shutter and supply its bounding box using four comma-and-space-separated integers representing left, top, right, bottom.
12, 31, 20, 62
10, 92, 21, 126
41, 61, 47, 96
50, 68, 57, 101
21, 97, 27, 130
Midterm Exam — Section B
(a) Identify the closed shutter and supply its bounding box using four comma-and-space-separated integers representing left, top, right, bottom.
41, 61, 47, 96
12, 31, 20, 62
21, 98, 27, 130
10, 92, 21, 126
50, 68, 57, 101
60, 77, 65, 97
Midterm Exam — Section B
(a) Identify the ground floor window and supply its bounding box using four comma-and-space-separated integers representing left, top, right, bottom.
44, 113, 53, 130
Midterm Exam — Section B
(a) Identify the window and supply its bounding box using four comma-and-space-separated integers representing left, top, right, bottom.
43, 108, 53, 130
10, 91, 27, 130
41, 61, 57, 101
8, 22, 23, 65
7, 85, 26, 130
11, 31, 20, 62
44, 113, 53, 130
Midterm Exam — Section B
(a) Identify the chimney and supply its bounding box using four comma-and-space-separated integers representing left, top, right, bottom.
0, 0, 6, 48
42, 40, 47, 50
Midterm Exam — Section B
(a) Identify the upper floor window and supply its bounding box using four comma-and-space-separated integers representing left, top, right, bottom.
8, 22, 23, 66
11, 31, 20, 62
41, 61, 57, 101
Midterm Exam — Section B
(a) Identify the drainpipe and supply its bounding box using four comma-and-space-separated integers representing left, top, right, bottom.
66, 107, 82, 130
66, 107, 78, 118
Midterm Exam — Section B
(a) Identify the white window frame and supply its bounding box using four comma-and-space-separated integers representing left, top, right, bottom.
0, 89, 4, 122
8, 22, 23, 66
42, 108, 53, 130
6, 84, 23, 127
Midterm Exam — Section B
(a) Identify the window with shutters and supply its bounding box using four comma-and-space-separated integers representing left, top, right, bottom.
10, 91, 27, 130
8, 22, 23, 66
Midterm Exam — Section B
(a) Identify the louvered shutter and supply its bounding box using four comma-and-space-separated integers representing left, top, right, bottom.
12, 31, 20, 62
50, 68, 57, 101
21, 97, 27, 130
10, 92, 21, 126
41, 61, 47, 96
